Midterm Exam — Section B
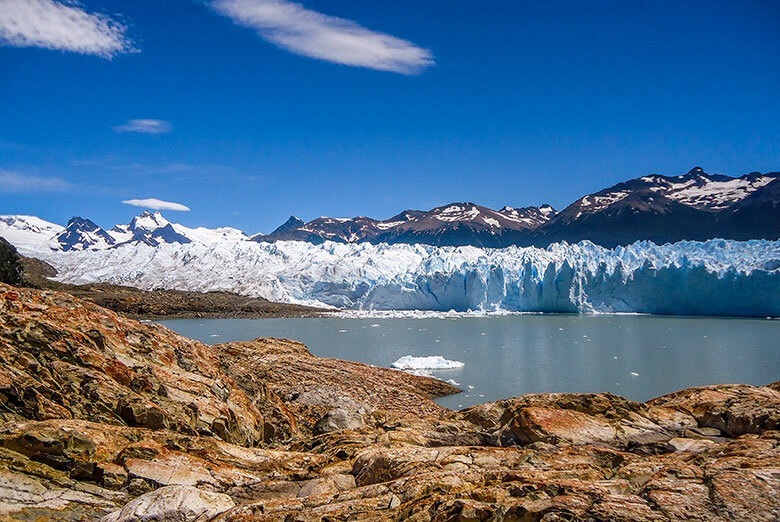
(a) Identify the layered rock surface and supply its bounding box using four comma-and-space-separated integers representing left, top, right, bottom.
0, 283, 778, 521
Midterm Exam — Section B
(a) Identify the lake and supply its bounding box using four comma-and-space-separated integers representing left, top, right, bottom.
160, 314, 780, 410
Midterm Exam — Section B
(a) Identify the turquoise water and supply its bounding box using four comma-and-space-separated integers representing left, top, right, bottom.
161, 315, 780, 410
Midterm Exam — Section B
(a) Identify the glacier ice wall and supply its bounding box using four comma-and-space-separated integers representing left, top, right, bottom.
26, 239, 780, 317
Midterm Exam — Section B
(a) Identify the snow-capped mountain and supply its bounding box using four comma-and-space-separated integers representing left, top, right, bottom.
3, 167, 776, 252
531, 167, 779, 247
256, 203, 558, 247
0, 215, 64, 252
254, 168, 778, 248
124, 211, 192, 246
0, 211, 249, 252
498, 204, 556, 227
256, 215, 386, 244
56, 217, 116, 251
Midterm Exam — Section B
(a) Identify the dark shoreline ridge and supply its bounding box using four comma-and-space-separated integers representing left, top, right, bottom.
1, 282, 778, 521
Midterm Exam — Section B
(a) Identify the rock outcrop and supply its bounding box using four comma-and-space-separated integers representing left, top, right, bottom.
0, 238, 23, 286
0, 283, 778, 521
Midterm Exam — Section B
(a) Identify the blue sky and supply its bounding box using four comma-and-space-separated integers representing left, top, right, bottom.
1, 0, 779, 234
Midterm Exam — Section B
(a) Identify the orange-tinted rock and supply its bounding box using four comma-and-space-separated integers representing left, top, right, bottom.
1, 283, 779, 522
649, 384, 780, 437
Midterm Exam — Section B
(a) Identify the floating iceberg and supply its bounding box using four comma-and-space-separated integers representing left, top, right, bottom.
391, 355, 466, 371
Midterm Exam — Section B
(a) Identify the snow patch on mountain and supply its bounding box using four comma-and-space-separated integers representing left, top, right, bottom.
661, 174, 775, 210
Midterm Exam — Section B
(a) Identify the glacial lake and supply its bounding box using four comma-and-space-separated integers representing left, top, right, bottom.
160, 315, 780, 410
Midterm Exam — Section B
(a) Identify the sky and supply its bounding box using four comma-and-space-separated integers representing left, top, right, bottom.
1, 0, 779, 234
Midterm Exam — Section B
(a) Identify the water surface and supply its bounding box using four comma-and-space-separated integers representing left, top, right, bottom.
161, 315, 779, 410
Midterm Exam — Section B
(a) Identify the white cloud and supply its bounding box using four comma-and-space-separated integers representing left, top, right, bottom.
0, 168, 71, 192
0, 0, 134, 58
211, 0, 433, 74
114, 119, 172, 134
122, 198, 191, 212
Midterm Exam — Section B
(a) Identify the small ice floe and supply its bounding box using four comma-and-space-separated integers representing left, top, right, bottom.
209, 334, 220, 338
370, 323, 380, 327
630, 371, 639, 377
446, 379, 461, 386
391, 355, 465, 371
467, 385, 475, 390
338, 329, 348, 333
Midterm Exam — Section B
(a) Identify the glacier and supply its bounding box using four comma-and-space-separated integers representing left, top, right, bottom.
17, 238, 780, 317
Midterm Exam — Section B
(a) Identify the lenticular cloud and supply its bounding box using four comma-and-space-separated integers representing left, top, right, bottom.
122, 199, 191, 212
211, 0, 434, 74
0, 0, 134, 58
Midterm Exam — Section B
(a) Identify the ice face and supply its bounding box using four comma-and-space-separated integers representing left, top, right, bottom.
11, 237, 780, 317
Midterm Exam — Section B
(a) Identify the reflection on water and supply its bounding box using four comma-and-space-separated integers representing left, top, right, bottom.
161, 315, 780, 410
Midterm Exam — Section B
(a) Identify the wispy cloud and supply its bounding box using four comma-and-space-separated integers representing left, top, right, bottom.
0, 168, 71, 192
0, 0, 135, 58
211, 0, 434, 74
122, 198, 191, 211
114, 119, 173, 134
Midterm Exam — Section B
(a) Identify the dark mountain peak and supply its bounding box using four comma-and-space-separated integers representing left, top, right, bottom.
433, 201, 477, 210
57, 216, 115, 251
64, 216, 103, 232
687, 166, 705, 175
272, 216, 305, 235
743, 171, 779, 182
427, 202, 484, 217
384, 210, 425, 223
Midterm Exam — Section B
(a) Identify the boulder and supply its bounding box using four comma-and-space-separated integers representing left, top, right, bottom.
101, 485, 234, 522
313, 407, 366, 434
649, 384, 780, 437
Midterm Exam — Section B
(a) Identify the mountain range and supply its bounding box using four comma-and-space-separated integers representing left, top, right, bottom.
1, 167, 777, 251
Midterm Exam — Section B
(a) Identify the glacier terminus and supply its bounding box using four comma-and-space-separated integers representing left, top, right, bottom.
4, 219, 777, 317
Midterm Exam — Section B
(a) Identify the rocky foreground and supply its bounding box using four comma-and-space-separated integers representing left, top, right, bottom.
0, 283, 778, 521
